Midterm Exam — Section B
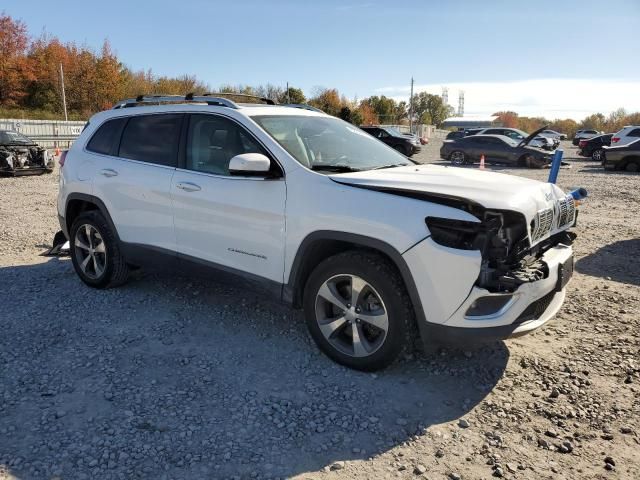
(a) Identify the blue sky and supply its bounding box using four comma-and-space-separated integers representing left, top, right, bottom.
4, 0, 640, 119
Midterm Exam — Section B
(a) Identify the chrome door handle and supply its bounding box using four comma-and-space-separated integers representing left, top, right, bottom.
175, 182, 201, 192
99, 168, 118, 177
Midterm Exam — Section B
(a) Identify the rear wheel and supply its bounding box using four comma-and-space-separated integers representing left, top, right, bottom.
592, 149, 604, 162
450, 150, 466, 166
625, 161, 639, 173
70, 211, 129, 288
303, 251, 415, 371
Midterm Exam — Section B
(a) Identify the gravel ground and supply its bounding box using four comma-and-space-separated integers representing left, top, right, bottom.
0, 140, 638, 480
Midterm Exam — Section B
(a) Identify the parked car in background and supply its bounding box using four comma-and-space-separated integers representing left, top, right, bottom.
578, 133, 613, 161
0, 130, 54, 176
446, 130, 466, 140
602, 139, 640, 172
539, 129, 567, 140
360, 126, 421, 156
573, 129, 602, 145
610, 125, 640, 147
473, 127, 558, 150
440, 127, 553, 168
56, 94, 578, 370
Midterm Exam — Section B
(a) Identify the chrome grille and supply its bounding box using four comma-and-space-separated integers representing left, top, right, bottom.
531, 195, 575, 243
557, 195, 576, 228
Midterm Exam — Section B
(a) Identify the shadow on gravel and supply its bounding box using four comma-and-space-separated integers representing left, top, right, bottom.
576, 239, 640, 286
0, 259, 509, 479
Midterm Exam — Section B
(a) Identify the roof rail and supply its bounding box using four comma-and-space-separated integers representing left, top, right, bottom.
112, 94, 239, 109
282, 103, 324, 113
203, 92, 277, 105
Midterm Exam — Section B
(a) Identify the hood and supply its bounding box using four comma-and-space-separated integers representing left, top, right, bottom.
329, 164, 567, 224
518, 125, 549, 148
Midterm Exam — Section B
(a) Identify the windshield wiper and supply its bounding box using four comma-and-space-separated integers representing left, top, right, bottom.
372, 163, 408, 170
310, 164, 361, 173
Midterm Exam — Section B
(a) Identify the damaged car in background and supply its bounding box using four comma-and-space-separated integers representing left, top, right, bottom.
0, 130, 54, 176
439, 126, 555, 168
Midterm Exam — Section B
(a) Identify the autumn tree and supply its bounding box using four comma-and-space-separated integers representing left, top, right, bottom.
309, 88, 344, 116
0, 14, 32, 107
493, 111, 519, 128
360, 95, 397, 123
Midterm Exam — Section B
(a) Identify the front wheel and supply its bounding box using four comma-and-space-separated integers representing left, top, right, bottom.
450, 150, 466, 165
591, 149, 604, 162
625, 161, 639, 173
394, 144, 409, 156
303, 251, 415, 371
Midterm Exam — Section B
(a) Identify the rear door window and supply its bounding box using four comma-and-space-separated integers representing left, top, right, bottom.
628, 128, 640, 137
86, 117, 127, 155
118, 114, 183, 167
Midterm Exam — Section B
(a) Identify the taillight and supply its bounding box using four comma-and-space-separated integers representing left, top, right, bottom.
612, 137, 620, 143
59, 150, 68, 167
579, 140, 587, 147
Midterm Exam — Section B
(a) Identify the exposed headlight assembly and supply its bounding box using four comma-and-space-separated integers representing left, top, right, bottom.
425, 217, 484, 250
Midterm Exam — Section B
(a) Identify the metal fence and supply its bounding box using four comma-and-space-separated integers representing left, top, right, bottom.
0, 118, 86, 150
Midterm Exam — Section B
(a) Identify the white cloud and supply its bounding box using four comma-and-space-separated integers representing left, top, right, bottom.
376, 79, 640, 120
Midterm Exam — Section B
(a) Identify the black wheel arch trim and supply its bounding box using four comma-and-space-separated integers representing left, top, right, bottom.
64, 193, 120, 242
285, 230, 430, 342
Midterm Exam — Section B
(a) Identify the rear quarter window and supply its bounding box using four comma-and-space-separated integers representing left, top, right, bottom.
86, 118, 127, 155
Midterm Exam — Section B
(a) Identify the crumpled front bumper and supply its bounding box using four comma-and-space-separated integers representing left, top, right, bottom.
404, 237, 573, 344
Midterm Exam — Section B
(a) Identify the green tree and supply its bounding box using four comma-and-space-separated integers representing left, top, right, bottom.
279, 86, 306, 104
361, 95, 397, 123
413, 92, 449, 127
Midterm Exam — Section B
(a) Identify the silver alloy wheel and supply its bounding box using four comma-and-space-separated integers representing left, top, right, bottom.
74, 224, 107, 280
450, 151, 465, 165
592, 149, 603, 161
314, 274, 389, 358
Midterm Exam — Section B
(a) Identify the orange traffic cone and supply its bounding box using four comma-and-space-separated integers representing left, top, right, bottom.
480, 154, 485, 169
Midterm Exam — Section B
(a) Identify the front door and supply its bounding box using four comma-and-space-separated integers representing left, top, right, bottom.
171, 113, 287, 284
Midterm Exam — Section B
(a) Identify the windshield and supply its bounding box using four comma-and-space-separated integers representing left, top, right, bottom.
0, 130, 33, 145
252, 115, 413, 172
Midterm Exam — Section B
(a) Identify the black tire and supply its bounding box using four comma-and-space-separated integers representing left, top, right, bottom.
592, 149, 604, 162
303, 251, 415, 371
70, 210, 129, 289
393, 144, 409, 156
625, 161, 639, 173
449, 150, 466, 166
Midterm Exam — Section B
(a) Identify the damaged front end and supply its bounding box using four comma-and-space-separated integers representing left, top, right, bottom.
0, 144, 54, 176
426, 200, 576, 295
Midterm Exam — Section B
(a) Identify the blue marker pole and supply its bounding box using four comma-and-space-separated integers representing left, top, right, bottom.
548, 149, 563, 184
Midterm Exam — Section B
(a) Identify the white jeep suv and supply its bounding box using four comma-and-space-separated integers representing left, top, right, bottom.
57, 94, 577, 371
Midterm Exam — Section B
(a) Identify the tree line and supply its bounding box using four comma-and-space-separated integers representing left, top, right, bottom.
0, 13, 451, 126
493, 109, 640, 139
1, 13, 637, 133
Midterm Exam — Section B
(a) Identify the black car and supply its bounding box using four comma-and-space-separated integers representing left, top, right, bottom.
0, 130, 54, 176
360, 126, 421, 156
578, 133, 612, 161
439, 126, 552, 168
602, 139, 640, 172
445, 130, 466, 140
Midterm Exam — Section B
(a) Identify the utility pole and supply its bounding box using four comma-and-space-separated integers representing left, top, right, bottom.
59, 63, 68, 121
409, 77, 414, 133
286, 81, 291, 104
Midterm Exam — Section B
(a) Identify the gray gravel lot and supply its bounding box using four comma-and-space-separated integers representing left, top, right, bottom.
1, 140, 639, 479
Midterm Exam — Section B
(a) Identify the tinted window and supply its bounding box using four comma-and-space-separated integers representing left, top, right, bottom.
628, 128, 640, 137
86, 118, 127, 155
119, 114, 183, 166
186, 114, 266, 176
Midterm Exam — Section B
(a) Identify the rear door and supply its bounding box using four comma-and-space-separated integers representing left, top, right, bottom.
170, 113, 286, 284
90, 113, 182, 252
